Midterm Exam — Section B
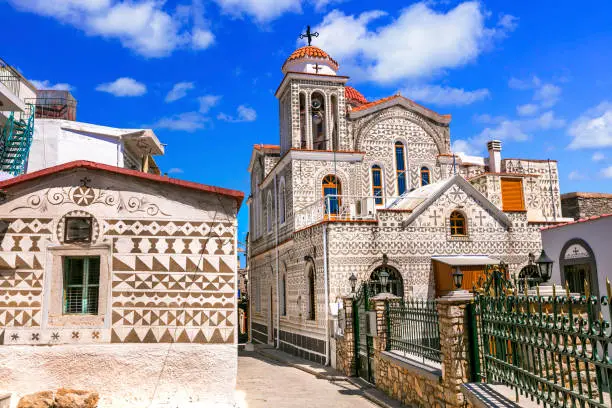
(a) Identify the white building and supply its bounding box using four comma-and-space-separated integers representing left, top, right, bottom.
247, 44, 573, 365
0, 58, 162, 178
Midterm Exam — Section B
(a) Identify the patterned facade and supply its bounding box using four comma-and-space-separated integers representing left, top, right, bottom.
0, 161, 243, 406
247, 46, 570, 364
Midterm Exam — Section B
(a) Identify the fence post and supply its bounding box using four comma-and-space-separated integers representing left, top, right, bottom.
371, 293, 401, 353
436, 292, 474, 408
335, 295, 356, 376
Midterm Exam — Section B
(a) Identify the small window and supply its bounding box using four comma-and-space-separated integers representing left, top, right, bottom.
63, 256, 100, 315
281, 274, 287, 316
371, 165, 383, 205
450, 211, 467, 236
266, 192, 273, 233
64, 217, 92, 243
279, 182, 286, 224
420, 167, 430, 186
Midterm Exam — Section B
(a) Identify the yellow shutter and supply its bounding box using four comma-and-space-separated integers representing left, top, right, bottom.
501, 178, 525, 211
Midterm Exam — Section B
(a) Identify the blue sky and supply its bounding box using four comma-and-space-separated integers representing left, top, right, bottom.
2, 0, 612, 249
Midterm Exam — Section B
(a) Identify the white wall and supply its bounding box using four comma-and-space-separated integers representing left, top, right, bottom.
541, 216, 612, 321
28, 120, 123, 172
0, 344, 238, 408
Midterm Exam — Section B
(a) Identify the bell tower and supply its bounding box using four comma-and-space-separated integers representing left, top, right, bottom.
276, 29, 349, 155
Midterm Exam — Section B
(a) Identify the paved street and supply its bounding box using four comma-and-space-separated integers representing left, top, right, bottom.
236, 352, 378, 408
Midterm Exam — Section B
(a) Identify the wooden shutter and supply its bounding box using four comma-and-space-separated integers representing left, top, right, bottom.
501, 178, 525, 211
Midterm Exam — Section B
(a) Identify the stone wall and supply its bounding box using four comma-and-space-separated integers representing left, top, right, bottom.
561, 192, 612, 219
336, 293, 475, 408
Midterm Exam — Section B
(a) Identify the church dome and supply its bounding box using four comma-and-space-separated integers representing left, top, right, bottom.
282, 46, 339, 75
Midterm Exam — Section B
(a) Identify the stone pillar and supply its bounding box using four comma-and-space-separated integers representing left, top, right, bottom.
370, 293, 401, 353
335, 296, 356, 376
436, 292, 474, 408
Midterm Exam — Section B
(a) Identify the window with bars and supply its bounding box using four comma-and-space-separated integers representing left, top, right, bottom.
63, 256, 100, 315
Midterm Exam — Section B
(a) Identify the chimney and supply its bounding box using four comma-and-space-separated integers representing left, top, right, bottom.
487, 140, 502, 173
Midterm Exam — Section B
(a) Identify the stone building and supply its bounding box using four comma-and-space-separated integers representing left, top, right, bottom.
561, 192, 612, 219
246, 44, 572, 365
0, 160, 243, 407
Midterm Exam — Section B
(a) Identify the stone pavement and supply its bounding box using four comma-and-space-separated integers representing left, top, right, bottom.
236, 348, 399, 408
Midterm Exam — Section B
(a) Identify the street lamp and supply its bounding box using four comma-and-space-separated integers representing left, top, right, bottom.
349, 273, 357, 293
536, 249, 553, 283
452, 266, 464, 289
379, 269, 390, 292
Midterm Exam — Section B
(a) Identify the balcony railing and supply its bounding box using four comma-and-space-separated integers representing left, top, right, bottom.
24, 97, 77, 121
0, 58, 21, 98
294, 195, 404, 230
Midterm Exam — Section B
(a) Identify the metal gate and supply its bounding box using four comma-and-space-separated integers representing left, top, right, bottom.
354, 282, 375, 383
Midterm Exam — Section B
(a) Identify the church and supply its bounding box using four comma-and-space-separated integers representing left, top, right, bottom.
247, 37, 571, 365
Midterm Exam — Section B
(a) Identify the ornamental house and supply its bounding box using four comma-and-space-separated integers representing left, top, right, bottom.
0, 161, 243, 407
247, 43, 572, 365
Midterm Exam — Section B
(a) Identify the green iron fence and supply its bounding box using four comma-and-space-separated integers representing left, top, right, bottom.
476, 278, 612, 408
386, 298, 441, 365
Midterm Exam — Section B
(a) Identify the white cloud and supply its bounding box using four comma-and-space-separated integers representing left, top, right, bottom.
192, 28, 215, 49
213, 0, 301, 22
165, 82, 195, 103
508, 76, 541, 90
7, 0, 214, 57
568, 101, 612, 149
452, 139, 479, 155
568, 170, 587, 181
29, 79, 73, 91
96, 77, 146, 97
473, 113, 505, 125
311, 0, 343, 12
601, 166, 612, 178
534, 83, 561, 108
217, 105, 257, 122
198, 95, 222, 113
313, 2, 516, 83
150, 112, 209, 132
516, 103, 538, 117
167, 167, 184, 174
592, 152, 605, 162
401, 84, 489, 106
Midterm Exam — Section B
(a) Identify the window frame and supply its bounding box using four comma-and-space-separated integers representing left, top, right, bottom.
62, 256, 101, 315
420, 166, 431, 187
279, 179, 286, 225
64, 216, 93, 243
449, 211, 467, 237
371, 165, 384, 205
307, 265, 316, 321
266, 191, 273, 233
395, 142, 407, 195
322, 174, 341, 217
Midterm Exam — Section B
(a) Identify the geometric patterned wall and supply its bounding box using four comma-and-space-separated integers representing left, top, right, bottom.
0, 169, 238, 346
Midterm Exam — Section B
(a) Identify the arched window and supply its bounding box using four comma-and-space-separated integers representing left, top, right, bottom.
371, 165, 383, 205
370, 266, 404, 298
279, 180, 286, 224
330, 94, 339, 150
307, 266, 316, 320
299, 93, 307, 148
395, 142, 407, 195
281, 273, 287, 316
311, 92, 326, 150
560, 239, 599, 297
322, 175, 341, 217
450, 211, 467, 236
420, 166, 430, 186
266, 191, 273, 233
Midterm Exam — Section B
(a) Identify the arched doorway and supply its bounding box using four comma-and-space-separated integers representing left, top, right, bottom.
560, 239, 599, 297
370, 265, 404, 298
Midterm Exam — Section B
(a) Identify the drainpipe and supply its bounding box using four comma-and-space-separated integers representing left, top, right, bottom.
274, 173, 280, 349
323, 222, 330, 365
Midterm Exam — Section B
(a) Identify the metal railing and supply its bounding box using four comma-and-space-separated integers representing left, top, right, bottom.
0, 58, 21, 98
24, 97, 77, 121
386, 299, 442, 365
294, 194, 403, 230
476, 282, 612, 408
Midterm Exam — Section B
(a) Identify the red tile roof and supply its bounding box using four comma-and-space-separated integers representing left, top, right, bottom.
345, 86, 368, 105
283, 46, 339, 71
352, 95, 397, 112
0, 161, 244, 206
351, 94, 452, 123
540, 213, 612, 230
253, 144, 280, 151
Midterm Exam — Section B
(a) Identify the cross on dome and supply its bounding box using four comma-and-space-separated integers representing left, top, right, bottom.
299, 25, 319, 46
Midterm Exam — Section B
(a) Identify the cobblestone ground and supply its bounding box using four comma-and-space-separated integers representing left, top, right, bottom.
236, 352, 378, 408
